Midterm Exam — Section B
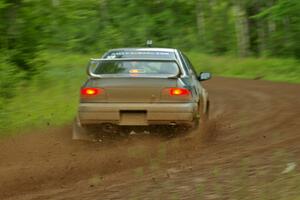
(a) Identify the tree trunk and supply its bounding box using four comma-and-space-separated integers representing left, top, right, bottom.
6, 0, 20, 50
196, 0, 206, 44
267, 0, 276, 34
52, 0, 60, 7
100, 0, 109, 26
257, 20, 267, 56
256, 2, 267, 56
234, 1, 250, 57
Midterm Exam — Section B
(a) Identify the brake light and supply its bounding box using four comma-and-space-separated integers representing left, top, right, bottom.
129, 69, 139, 73
169, 88, 190, 96
81, 88, 102, 96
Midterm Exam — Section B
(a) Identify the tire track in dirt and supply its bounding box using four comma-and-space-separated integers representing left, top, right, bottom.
0, 77, 300, 199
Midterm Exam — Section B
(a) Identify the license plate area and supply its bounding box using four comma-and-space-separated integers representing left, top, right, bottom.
119, 110, 147, 125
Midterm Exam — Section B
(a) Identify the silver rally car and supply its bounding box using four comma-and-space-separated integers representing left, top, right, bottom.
73, 47, 211, 140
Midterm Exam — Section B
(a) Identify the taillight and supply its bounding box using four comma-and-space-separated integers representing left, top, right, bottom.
169, 88, 190, 96
81, 88, 103, 96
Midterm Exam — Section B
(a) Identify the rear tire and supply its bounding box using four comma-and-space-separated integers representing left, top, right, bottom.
201, 101, 210, 124
194, 101, 209, 129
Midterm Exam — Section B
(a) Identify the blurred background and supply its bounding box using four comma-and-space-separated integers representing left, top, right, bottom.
0, 0, 299, 133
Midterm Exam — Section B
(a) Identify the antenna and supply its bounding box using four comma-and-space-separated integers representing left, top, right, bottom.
146, 40, 153, 47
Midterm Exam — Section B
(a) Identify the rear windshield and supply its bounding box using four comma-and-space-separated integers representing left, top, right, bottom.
92, 60, 179, 76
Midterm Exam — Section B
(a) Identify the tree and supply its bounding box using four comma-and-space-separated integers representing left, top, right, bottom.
233, 0, 250, 57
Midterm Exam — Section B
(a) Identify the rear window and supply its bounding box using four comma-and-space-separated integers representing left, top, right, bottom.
105, 51, 175, 59
92, 60, 179, 77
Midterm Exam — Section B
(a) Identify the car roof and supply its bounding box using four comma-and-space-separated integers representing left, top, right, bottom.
107, 48, 177, 53
102, 48, 179, 60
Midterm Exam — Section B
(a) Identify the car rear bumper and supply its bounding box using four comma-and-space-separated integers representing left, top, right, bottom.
78, 102, 198, 126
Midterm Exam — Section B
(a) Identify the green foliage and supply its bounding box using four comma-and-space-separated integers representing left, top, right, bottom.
253, 0, 300, 57
0, 55, 18, 99
0, 0, 299, 68
0, 52, 91, 134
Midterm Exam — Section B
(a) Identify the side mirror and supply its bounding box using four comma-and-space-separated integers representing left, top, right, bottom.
198, 72, 211, 81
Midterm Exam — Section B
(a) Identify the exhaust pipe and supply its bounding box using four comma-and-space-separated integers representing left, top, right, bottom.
101, 123, 118, 133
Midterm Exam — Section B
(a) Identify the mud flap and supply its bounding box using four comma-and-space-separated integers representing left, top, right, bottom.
72, 117, 93, 141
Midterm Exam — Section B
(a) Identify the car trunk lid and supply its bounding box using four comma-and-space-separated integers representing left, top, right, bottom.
84, 77, 181, 103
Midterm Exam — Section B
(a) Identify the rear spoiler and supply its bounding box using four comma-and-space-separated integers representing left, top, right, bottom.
87, 58, 181, 78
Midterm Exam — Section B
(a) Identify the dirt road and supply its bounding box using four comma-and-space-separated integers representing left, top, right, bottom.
1, 77, 300, 200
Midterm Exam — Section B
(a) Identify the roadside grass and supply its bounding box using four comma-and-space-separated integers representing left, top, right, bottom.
0, 52, 299, 135
0, 52, 95, 135
188, 53, 300, 83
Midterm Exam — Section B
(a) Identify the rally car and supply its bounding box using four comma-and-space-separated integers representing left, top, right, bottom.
73, 47, 211, 140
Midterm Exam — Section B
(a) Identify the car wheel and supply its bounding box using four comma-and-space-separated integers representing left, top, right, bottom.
200, 100, 210, 124
194, 101, 209, 129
